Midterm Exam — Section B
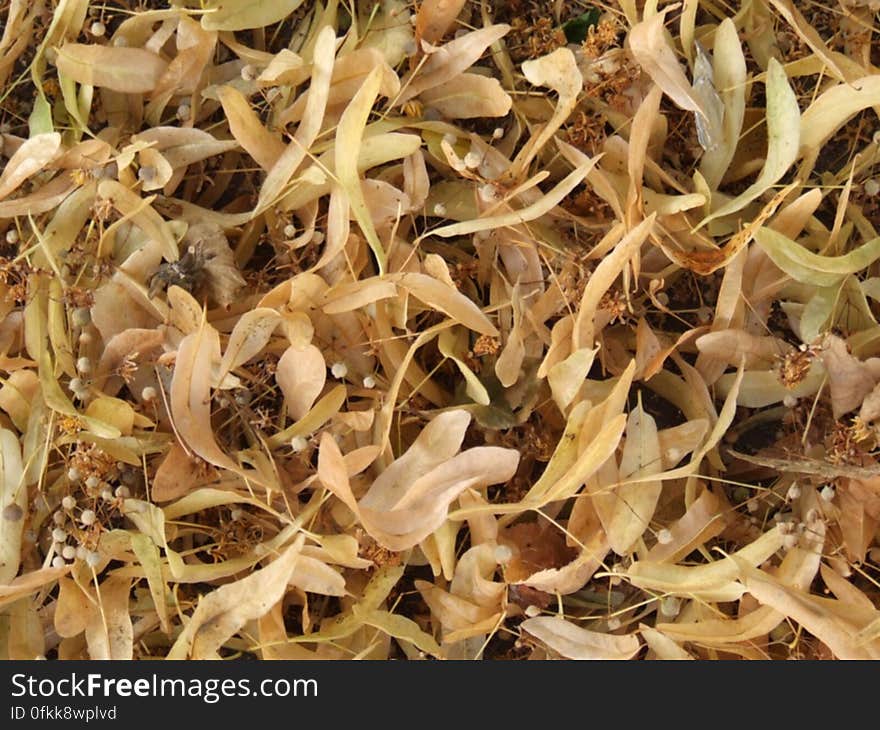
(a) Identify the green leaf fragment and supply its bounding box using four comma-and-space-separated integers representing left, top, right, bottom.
562, 9, 601, 43
755, 227, 880, 287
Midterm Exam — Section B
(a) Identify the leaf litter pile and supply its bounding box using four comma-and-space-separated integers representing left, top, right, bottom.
2, 0, 880, 661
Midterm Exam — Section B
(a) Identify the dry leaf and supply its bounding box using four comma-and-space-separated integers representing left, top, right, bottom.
521, 616, 641, 660
0, 133, 62, 200
698, 18, 747, 189
169, 536, 305, 659
415, 0, 467, 45
218, 308, 280, 382
0, 429, 25, 584
627, 7, 707, 119
85, 575, 133, 660
54, 43, 168, 93
398, 25, 510, 103
604, 403, 662, 555
170, 320, 240, 472
419, 74, 512, 119
336, 66, 387, 273
276, 344, 326, 421
217, 85, 285, 172
819, 334, 880, 419
200, 0, 307, 31
700, 59, 800, 226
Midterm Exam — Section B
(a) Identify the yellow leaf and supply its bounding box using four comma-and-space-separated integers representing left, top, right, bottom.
521, 616, 641, 660
54, 43, 168, 93
0, 567, 70, 610
0, 429, 25, 584
419, 73, 512, 119
201, 0, 307, 31
0, 133, 61, 201
169, 320, 239, 472
85, 575, 133, 660
168, 536, 304, 659
698, 18, 746, 190
699, 58, 800, 226
625, 526, 785, 602
415, 0, 467, 45
217, 85, 285, 172
398, 25, 510, 103
336, 66, 387, 273
275, 344, 327, 421
218, 308, 281, 383
84, 396, 135, 437
605, 404, 662, 556
628, 8, 706, 118
429, 158, 599, 241
398, 273, 498, 336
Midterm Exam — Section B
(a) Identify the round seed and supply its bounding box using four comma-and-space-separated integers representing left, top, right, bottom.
2, 504, 23, 522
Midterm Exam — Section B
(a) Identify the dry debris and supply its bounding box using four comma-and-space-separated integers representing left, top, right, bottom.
0, 0, 879, 661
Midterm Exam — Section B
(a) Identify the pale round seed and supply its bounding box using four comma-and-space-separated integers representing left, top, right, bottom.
464, 151, 481, 169
478, 184, 497, 202
3, 504, 23, 522
494, 544, 513, 564
290, 436, 308, 453
72, 307, 91, 326
137, 165, 156, 183
660, 596, 681, 618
